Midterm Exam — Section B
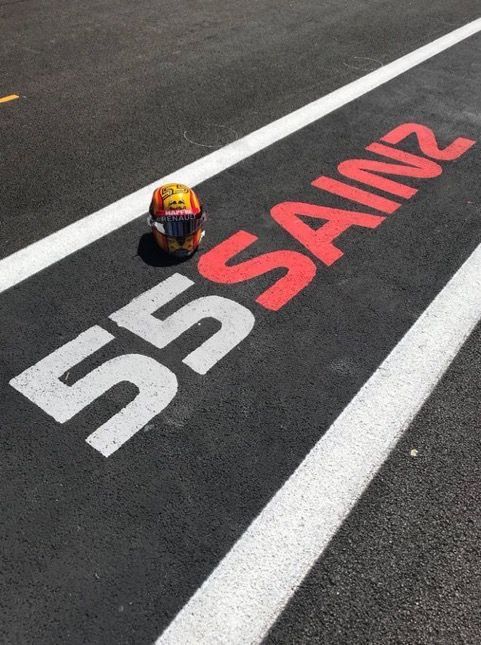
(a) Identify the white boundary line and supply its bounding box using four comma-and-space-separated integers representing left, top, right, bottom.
153, 20, 481, 645
156, 244, 481, 645
1, 17, 481, 295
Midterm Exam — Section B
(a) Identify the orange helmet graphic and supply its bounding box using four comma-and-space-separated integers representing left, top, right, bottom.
148, 183, 205, 258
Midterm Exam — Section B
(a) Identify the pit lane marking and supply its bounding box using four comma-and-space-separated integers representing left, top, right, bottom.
0, 94, 19, 104
0, 17, 481, 295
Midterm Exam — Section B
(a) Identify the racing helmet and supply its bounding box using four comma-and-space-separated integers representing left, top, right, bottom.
148, 183, 205, 257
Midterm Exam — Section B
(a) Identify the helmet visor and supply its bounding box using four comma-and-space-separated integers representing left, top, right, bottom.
149, 211, 204, 237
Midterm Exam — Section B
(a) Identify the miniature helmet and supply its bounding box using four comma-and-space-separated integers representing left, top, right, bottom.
148, 183, 205, 257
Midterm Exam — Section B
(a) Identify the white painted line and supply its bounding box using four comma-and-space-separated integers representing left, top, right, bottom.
1, 18, 481, 295
156, 242, 481, 645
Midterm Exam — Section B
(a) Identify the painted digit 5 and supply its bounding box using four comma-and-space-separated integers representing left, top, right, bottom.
109, 273, 255, 375
9, 326, 178, 457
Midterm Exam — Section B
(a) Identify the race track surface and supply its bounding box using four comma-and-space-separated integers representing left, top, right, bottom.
1, 1, 480, 643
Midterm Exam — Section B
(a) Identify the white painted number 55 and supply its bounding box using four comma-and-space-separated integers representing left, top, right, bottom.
10, 273, 255, 457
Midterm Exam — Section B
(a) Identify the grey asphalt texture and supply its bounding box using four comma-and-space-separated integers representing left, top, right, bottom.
266, 322, 481, 645
1, 1, 481, 644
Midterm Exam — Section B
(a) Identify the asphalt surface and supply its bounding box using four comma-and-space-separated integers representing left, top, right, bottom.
1, 1, 481, 644
1, 0, 481, 256
266, 322, 481, 645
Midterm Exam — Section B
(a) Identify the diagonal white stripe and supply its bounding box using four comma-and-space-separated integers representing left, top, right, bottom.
156, 240, 481, 645
1, 18, 481, 295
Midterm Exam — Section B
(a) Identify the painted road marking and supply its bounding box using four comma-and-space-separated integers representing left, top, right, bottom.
8, 120, 476, 457
8, 113, 475, 455
10, 273, 255, 456
0, 94, 19, 104
197, 122, 475, 310
0, 17, 481, 295
156, 236, 481, 645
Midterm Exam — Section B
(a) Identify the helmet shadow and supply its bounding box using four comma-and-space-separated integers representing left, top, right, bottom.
136, 233, 195, 267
